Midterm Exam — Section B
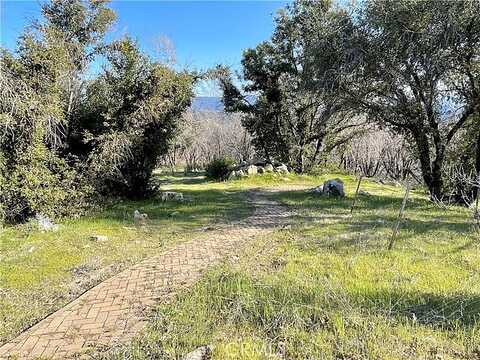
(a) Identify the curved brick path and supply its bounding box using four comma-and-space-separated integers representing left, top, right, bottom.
0, 191, 291, 359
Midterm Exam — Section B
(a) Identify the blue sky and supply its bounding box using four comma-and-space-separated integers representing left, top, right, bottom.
1, 1, 288, 95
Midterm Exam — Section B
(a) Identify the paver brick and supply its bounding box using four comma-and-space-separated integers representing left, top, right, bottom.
0, 191, 291, 359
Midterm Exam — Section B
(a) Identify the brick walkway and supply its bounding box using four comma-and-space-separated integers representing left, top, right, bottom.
0, 191, 291, 359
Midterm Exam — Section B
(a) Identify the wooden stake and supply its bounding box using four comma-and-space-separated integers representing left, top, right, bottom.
350, 175, 363, 214
388, 180, 411, 250
475, 172, 479, 216
475, 187, 479, 217
474, 178, 479, 231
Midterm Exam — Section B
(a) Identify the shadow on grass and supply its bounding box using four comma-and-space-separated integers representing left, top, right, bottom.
92, 188, 254, 229
448, 239, 479, 254
179, 271, 480, 339
351, 288, 480, 329
156, 172, 207, 186
268, 189, 473, 251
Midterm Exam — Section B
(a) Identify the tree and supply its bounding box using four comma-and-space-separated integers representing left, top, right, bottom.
79, 38, 194, 198
341, 129, 419, 181
443, 115, 480, 202
41, 0, 116, 143
1, 0, 192, 222
349, 0, 480, 200
443, 1, 480, 197
218, 0, 358, 172
160, 110, 254, 172
0, 0, 112, 221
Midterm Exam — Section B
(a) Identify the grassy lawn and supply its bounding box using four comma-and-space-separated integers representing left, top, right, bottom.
0, 173, 253, 344
105, 173, 480, 359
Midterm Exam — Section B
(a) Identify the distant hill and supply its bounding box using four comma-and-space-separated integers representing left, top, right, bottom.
191, 97, 224, 112
191, 96, 257, 112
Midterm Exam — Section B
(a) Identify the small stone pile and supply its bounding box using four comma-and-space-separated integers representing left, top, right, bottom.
228, 161, 289, 179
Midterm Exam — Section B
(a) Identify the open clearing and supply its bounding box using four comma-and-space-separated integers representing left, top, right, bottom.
0, 173, 253, 345
2, 173, 479, 359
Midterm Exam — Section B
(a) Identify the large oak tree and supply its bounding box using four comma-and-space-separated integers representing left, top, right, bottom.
219, 0, 359, 172
349, 0, 479, 199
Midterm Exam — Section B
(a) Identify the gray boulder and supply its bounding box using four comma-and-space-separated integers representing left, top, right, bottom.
133, 210, 148, 225
161, 191, 184, 202
323, 179, 345, 197
228, 170, 237, 180
35, 214, 59, 232
276, 164, 289, 173
183, 345, 213, 360
311, 185, 324, 194
264, 164, 274, 172
246, 164, 258, 175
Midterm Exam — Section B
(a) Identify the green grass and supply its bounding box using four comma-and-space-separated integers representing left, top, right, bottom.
104, 174, 480, 360
0, 173, 253, 344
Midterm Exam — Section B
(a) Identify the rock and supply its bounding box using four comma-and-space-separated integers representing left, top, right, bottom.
264, 163, 274, 172
35, 214, 59, 232
133, 210, 148, 225
257, 166, 265, 174
246, 164, 258, 175
201, 226, 215, 231
323, 179, 345, 197
90, 235, 108, 241
161, 191, 184, 202
183, 345, 213, 360
275, 164, 289, 173
228, 170, 237, 180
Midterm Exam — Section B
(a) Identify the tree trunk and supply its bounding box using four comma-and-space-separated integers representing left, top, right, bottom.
413, 130, 444, 200
474, 128, 480, 204
309, 134, 326, 170
297, 146, 305, 173
476, 128, 480, 176
430, 153, 444, 201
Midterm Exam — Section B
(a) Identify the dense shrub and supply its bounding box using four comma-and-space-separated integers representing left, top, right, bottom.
0, 142, 92, 223
205, 157, 234, 181
307, 163, 350, 177
219, 0, 480, 200
76, 38, 193, 198
0, 0, 193, 222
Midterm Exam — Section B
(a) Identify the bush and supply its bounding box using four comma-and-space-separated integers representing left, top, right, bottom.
78, 39, 194, 199
308, 163, 350, 177
0, 143, 93, 223
205, 157, 234, 181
